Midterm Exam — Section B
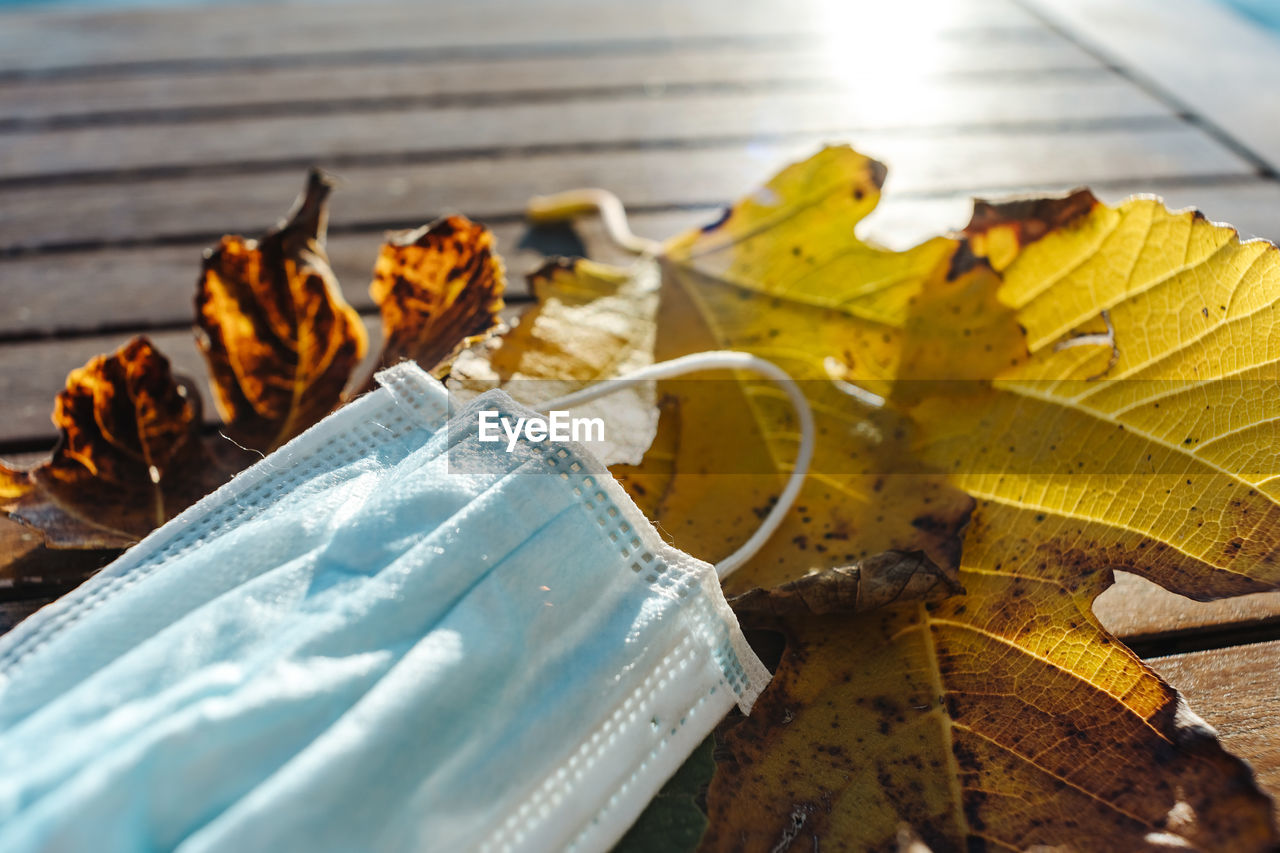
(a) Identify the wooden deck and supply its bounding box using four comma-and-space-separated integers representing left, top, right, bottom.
1, 0, 1279, 822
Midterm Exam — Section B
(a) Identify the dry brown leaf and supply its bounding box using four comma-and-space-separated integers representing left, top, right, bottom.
0, 337, 239, 550
370, 214, 505, 377
4, 177, 510, 571
728, 550, 963, 623
195, 169, 367, 453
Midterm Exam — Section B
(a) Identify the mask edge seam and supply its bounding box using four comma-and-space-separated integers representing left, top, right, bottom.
484, 392, 770, 709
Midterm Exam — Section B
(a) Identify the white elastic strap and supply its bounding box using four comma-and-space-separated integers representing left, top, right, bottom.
538, 351, 814, 580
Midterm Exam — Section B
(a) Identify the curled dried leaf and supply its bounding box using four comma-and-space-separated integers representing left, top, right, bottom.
196, 169, 367, 453
0, 337, 235, 550
371, 214, 505, 376
728, 550, 963, 626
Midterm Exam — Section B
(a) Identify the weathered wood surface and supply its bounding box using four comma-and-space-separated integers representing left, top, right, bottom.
1149, 640, 1280, 825
1028, 0, 1280, 172
10, 179, 1280, 349
0, 39, 1104, 130
0, 126, 1252, 253
1095, 572, 1280, 649
0, 600, 44, 633
0, 80, 1175, 181
0, 0, 1040, 75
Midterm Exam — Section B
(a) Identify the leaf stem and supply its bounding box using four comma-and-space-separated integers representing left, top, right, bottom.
526, 188, 662, 256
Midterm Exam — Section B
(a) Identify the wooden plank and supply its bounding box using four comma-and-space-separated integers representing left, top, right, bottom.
9, 179, 1280, 340
1095, 571, 1280, 643
0, 208, 716, 338
0, 0, 1040, 76
0, 127, 1252, 253
1147, 639, 1280, 824
0, 80, 1174, 183
0, 39, 1104, 130
1026, 0, 1280, 173
1, 511, 46, 589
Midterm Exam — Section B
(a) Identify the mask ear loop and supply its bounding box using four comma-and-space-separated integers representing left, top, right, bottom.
537, 351, 814, 580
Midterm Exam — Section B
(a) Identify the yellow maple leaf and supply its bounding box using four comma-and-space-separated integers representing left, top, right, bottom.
534, 146, 1279, 850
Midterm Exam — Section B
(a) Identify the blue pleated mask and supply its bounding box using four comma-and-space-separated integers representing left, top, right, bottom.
0, 354, 813, 853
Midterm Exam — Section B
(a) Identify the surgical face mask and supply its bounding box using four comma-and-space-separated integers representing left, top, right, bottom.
0, 352, 813, 853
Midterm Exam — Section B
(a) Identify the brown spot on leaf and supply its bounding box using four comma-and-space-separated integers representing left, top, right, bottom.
964, 188, 1100, 247
945, 242, 990, 282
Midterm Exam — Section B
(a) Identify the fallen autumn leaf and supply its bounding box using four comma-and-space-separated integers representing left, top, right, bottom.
196, 169, 368, 453
523, 146, 1280, 851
